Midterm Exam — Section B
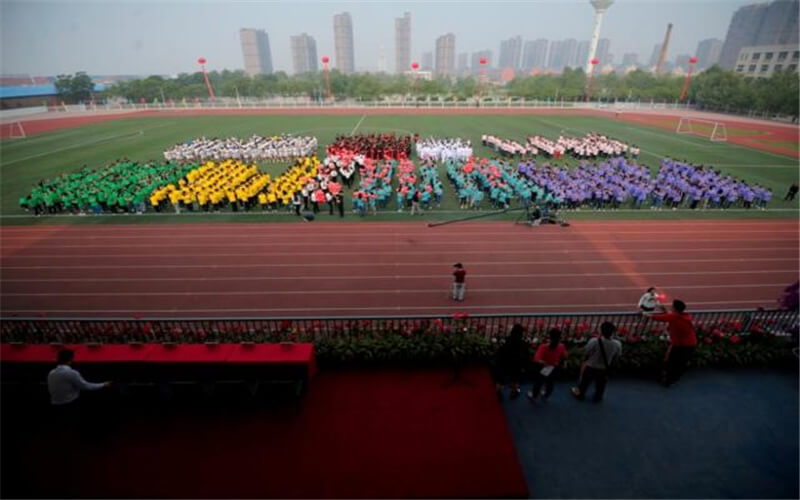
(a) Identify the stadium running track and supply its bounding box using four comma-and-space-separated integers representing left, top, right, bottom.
0, 220, 797, 318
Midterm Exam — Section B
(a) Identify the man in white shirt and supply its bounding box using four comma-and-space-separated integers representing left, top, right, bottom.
48, 349, 111, 406
638, 287, 663, 312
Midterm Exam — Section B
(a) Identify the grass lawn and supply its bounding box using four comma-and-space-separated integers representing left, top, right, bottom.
1, 113, 797, 225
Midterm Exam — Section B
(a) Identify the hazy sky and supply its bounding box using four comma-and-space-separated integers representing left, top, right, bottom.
1, 0, 756, 76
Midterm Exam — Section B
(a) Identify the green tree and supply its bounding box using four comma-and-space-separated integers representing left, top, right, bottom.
54, 72, 95, 103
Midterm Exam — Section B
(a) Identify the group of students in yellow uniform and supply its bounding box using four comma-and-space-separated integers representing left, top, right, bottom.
148, 156, 320, 212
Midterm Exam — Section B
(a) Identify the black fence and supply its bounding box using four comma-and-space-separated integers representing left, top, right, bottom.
1, 309, 797, 345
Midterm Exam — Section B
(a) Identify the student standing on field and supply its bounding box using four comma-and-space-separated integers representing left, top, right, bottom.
452, 263, 466, 301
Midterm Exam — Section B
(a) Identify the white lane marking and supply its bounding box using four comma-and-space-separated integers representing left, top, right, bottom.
0, 300, 775, 316
3, 269, 795, 283
1, 239, 797, 248
2, 246, 796, 259
0, 283, 786, 297
2, 257, 795, 270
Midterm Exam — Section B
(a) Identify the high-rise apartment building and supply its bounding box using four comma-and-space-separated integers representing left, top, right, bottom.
522, 39, 548, 70
471, 50, 492, 75
457, 52, 469, 74
621, 52, 639, 67
548, 39, 578, 70
695, 38, 723, 69
290, 33, 318, 74
596, 38, 612, 65
422, 52, 434, 71
719, 0, 799, 68
498, 35, 523, 69
239, 28, 274, 76
576, 40, 590, 69
394, 12, 411, 73
333, 12, 355, 74
435, 33, 456, 77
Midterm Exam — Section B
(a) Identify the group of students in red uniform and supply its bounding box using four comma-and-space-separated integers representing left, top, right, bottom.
328, 133, 414, 160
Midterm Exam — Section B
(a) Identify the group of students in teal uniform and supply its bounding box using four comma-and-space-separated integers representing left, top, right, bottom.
446, 156, 562, 211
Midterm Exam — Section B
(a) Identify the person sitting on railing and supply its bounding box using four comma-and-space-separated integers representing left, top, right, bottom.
645, 299, 698, 387
638, 287, 664, 313
527, 328, 568, 402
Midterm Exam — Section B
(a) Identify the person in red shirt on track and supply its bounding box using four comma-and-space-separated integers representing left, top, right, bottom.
452, 263, 466, 301
527, 328, 568, 402
646, 299, 697, 387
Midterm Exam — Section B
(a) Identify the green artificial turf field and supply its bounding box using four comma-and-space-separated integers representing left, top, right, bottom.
1, 112, 797, 225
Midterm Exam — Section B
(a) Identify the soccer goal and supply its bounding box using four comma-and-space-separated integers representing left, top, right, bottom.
3, 121, 26, 140
675, 117, 728, 142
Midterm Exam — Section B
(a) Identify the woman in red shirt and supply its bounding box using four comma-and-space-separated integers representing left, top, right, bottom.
527, 328, 568, 401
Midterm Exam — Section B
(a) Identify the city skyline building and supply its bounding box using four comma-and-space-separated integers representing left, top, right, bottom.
290, 32, 318, 74
471, 50, 492, 75
596, 38, 612, 65
576, 40, 590, 69
435, 33, 456, 77
333, 12, 355, 74
648, 43, 663, 67
457, 52, 469, 74
522, 39, 549, 70
421, 51, 433, 71
719, 0, 799, 68
695, 38, 723, 69
394, 12, 411, 73
498, 35, 523, 69
239, 28, 273, 76
621, 52, 639, 66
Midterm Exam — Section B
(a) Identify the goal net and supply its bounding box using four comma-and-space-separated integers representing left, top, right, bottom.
675, 117, 728, 142
2, 121, 26, 140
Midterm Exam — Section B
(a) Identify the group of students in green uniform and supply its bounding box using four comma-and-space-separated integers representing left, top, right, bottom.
19, 161, 197, 215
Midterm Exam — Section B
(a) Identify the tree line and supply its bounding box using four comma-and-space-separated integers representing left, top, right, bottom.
56, 66, 798, 118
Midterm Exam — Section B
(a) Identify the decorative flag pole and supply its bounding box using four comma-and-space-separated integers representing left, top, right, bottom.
679, 56, 699, 102
411, 61, 419, 96
197, 57, 216, 102
478, 57, 488, 100
585, 58, 600, 102
322, 56, 331, 102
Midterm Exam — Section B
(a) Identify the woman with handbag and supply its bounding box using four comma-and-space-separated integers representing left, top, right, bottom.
571, 322, 621, 402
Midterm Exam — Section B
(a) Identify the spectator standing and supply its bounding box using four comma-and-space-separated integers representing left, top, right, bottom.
784, 183, 799, 202
571, 322, 621, 402
647, 299, 698, 387
494, 324, 532, 399
527, 328, 568, 402
452, 263, 466, 302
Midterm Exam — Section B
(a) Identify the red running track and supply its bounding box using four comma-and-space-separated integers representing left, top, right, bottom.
0, 220, 797, 318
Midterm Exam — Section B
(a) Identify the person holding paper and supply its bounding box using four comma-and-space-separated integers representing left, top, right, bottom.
527, 328, 568, 402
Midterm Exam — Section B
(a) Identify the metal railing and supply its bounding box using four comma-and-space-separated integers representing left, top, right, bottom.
1, 309, 797, 345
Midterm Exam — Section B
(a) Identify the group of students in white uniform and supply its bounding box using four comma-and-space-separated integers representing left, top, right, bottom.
415, 137, 474, 162
482, 133, 637, 160
163, 135, 318, 163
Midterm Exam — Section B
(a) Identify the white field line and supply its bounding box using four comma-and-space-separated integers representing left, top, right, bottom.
349, 114, 367, 135
3, 269, 795, 283
0, 239, 796, 249
1, 246, 796, 259
0, 283, 784, 297
2, 257, 795, 270
0, 300, 775, 315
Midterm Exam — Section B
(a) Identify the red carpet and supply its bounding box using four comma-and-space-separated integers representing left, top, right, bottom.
5, 367, 528, 498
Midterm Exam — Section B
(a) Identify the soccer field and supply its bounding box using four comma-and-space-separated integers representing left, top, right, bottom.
1, 112, 797, 224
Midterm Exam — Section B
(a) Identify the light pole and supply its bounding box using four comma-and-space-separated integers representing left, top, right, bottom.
197, 57, 216, 102
321, 56, 331, 102
679, 56, 699, 102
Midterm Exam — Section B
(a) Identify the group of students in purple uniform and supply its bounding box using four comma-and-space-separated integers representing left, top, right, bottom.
654, 159, 772, 209
516, 156, 774, 210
